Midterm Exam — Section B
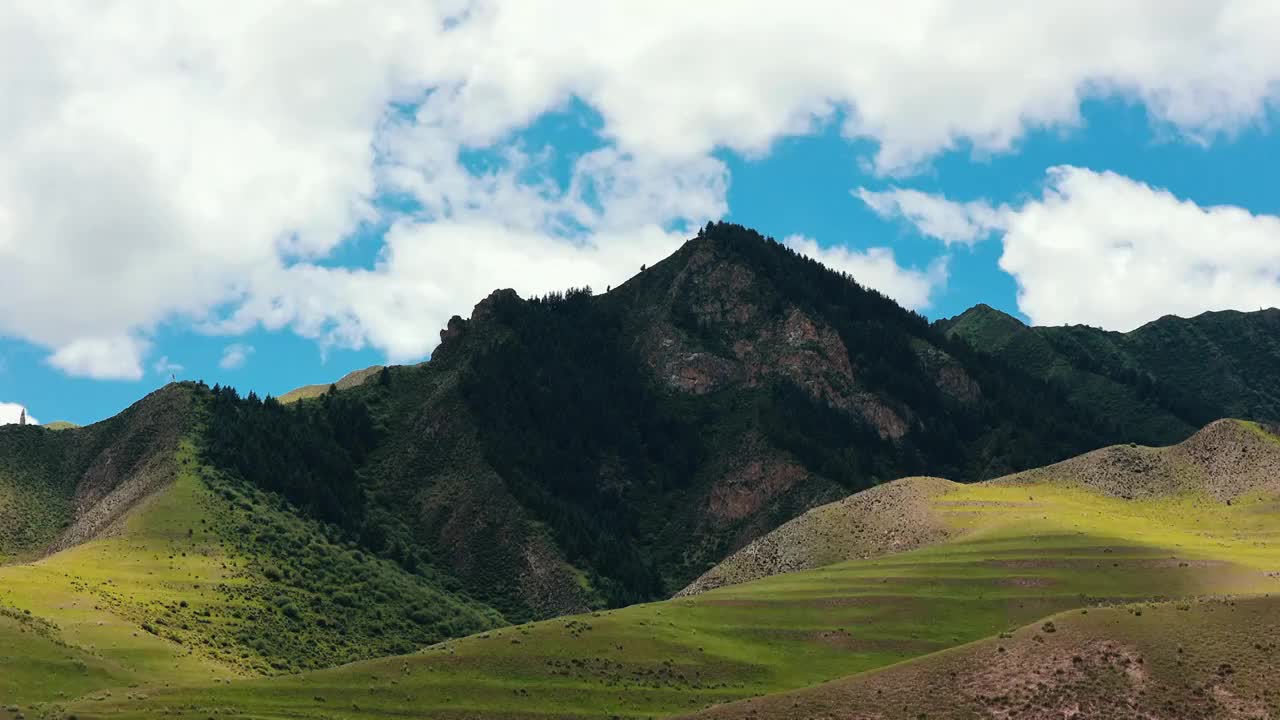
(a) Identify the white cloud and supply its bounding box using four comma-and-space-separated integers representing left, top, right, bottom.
855, 188, 1003, 246
864, 166, 1280, 331
153, 356, 184, 378
219, 344, 255, 370
0, 402, 38, 426
47, 336, 147, 380
3, 2, 1280, 375
783, 235, 947, 311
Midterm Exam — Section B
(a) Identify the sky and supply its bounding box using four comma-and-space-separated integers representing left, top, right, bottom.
3, 2, 1280, 426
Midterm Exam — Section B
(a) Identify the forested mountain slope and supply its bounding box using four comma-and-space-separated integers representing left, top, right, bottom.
938, 303, 1280, 444
202, 223, 1134, 623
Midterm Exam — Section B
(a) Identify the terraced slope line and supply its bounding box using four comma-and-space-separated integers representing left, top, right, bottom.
683, 419, 1280, 595
64, 473, 1280, 719
685, 595, 1280, 719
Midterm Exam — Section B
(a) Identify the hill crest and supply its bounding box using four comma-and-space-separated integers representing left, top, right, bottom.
683, 417, 1280, 595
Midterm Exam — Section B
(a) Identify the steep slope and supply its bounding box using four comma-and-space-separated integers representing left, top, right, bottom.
684, 419, 1280, 594
687, 595, 1280, 720
0, 384, 192, 561
201, 223, 1127, 623
939, 304, 1280, 445
67, 419, 1280, 719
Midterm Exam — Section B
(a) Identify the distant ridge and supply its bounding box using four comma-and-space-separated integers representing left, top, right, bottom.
938, 304, 1280, 445
278, 365, 383, 403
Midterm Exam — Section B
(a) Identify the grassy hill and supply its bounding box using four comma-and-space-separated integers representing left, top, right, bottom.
682, 418, 1280, 593
0, 385, 193, 563
938, 304, 1280, 445
0, 389, 505, 716
41, 420, 1280, 719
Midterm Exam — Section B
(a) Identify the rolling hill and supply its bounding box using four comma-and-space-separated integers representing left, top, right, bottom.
681, 418, 1280, 594
8, 418, 1272, 719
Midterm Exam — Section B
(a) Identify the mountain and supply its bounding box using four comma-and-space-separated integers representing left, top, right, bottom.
198, 222, 1134, 623
58, 418, 1280, 719
938, 303, 1280, 444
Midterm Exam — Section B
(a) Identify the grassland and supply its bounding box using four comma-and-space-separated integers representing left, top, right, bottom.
690, 595, 1280, 719
0, 606, 135, 706
59, 472, 1280, 719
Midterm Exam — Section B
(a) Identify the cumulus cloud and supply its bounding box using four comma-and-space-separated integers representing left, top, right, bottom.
855, 188, 1003, 246
47, 336, 148, 381
0, 402, 38, 426
862, 166, 1280, 331
219, 344, 255, 370
783, 235, 948, 310
3, 2, 1280, 376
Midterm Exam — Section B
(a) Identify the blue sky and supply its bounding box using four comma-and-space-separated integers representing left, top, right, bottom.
3, 3, 1280, 426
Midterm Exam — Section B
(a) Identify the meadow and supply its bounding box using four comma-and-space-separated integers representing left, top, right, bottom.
49, 475, 1280, 719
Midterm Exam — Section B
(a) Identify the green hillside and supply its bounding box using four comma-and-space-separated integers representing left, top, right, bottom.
48, 421, 1280, 719
938, 304, 1280, 445
0, 385, 192, 563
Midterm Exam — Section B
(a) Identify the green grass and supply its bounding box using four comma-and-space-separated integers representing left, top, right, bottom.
691, 594, 1280, 719
0, 606, 135, 707
63, 478, 1280, 719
